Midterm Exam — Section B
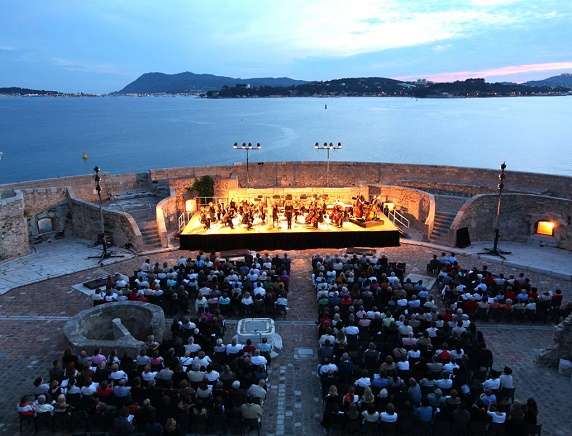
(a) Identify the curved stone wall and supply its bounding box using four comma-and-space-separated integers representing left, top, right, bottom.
149, 161, 572, 200
369, 184, 436, 237
64, 302, 165, 357
450, 193, 572, 250
68, 191, 144, 251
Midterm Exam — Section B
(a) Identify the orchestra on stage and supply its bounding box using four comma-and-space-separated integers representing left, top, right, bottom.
198, 194, 385, 231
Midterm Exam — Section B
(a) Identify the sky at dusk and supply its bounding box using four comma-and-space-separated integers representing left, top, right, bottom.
1, 0, 571, 93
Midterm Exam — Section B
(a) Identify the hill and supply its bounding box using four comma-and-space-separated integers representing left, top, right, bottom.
116, 72, 307, 94
0, 87, 65, 96
210, 77, 412, 97
207, 77, 567, 98
524, 73, 572, 89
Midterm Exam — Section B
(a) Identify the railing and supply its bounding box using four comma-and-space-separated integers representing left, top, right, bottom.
387, 208, 410, 229
178, 212, 191, 232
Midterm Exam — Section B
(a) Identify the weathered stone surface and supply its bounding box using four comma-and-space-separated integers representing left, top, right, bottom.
156, 187, 178, 247
63, 302, 165, 357
538, 314, 572, 367
0, 190, 29, 260
370, 184, 436, 237
450, 193, 572, 250
2, 162, 572, 261
68, 192, 144, 251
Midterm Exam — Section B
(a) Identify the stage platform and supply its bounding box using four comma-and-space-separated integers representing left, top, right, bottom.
179, 214, 400, 252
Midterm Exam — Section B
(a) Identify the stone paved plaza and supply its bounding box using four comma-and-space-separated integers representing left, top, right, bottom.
0, 245, 570, 435
0, 239, 134, 295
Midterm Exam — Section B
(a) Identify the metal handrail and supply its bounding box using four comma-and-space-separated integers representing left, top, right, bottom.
178, 212, 190, 232
387, 208, 410, 229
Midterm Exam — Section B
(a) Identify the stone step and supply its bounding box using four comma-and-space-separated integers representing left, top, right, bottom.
434, 211, 457, 219
139, 228, 158, 235
141, 236, 161, 246
138, 222, 159, 231
129, 211, 156, 221
434, 216, 455, 225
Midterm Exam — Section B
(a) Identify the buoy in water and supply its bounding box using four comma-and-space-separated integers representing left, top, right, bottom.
82, 152, 89, 161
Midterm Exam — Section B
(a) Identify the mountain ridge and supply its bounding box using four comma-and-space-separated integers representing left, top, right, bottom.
116, 71, 307, 94
524, 73, 572, 89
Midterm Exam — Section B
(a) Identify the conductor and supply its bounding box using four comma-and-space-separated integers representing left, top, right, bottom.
284, 201, 294, 229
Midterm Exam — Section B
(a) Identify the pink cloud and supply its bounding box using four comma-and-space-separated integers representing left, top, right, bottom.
398, 62, 572, 82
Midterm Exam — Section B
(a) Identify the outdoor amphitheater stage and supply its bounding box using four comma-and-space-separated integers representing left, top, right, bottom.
179, 214, 400, 251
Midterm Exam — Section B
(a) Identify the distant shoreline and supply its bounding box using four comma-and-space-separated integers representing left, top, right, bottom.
2, 93, 571, 99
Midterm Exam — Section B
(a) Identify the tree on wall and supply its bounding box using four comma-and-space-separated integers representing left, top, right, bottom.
188, 176, 215, 201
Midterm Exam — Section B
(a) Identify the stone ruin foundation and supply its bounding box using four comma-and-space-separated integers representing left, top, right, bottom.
537, 314, 572, 369
64, 302, 165, 358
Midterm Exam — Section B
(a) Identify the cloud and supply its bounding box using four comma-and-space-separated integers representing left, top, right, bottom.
470, 0, 520, 6
432, 44, 452, 52
219, 0, 554, 58
398, 61, 572, 82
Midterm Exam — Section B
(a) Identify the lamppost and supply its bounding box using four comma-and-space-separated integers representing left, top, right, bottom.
314, 142, 342, 186
481, 162, 511, 258
88, 166, 124, 263
93, 166, 108, 258
233, 142, 261, 187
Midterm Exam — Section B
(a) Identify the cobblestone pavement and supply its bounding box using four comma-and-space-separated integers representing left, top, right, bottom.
0, 245, 570, 434
260, 254, 323, 436
478, 323, 572, 436
0, 238, 135, 295
0, 319, 68, 434
463, 241, 572, 280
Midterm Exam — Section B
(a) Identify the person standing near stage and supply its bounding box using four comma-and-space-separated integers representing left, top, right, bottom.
293, 200, 301, 223
208, 202, 216, 222
200, 209, 211, 230
258, 202, 266, 224
285, 201, 294, 229
272, 203, 279, 228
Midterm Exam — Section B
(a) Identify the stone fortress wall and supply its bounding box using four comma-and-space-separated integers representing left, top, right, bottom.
0, 190, 29, 259
0, 161, 571, 260
451, 193, 572, 250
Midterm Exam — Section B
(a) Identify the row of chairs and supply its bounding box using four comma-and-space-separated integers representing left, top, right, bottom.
20, 410, 262, 435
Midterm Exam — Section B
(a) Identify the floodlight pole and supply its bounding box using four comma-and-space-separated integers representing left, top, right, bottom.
480, 162, 511, 259
87, 166, 125, 263
94, 166, 108, 258
233, 142, 261, 187
314, 142, 342, 187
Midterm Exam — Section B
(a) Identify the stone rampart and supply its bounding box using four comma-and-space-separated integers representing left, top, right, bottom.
0, 171, 153, 202
0, 190, 29, 260
370, 184, 436, 238
149, 162, 572, 199
2, 163, 571, 201
156, 188, 178, 248
450, 193, 572, 250
68, 192, 144, 251
20, 187, 70, 243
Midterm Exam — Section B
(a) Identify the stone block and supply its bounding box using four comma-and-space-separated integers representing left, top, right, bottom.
63, 302, 165, 357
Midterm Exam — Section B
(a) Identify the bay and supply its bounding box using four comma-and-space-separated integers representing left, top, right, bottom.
0, 95, 570, 183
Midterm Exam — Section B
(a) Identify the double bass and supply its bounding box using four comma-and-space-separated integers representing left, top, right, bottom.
329, 204, 345, 228
364, 196, 381, 221
354, 196, 365, 219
